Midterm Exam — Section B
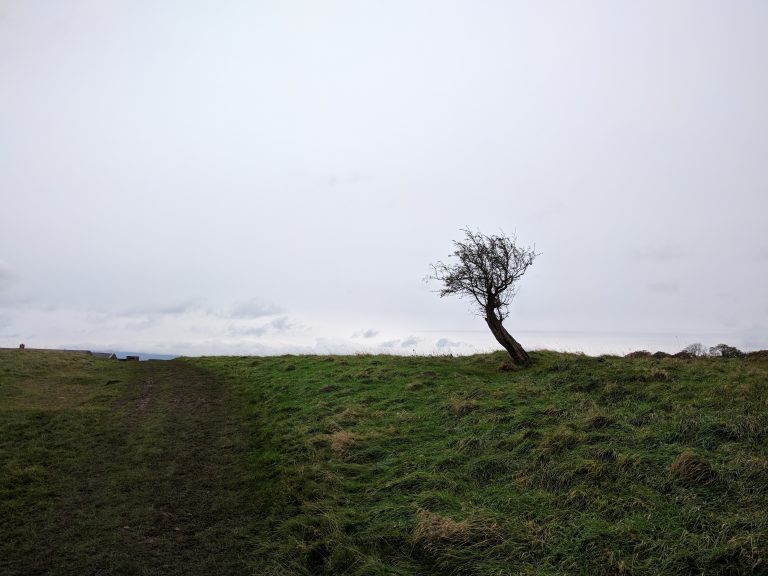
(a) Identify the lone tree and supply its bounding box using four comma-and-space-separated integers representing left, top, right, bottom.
429, 228, 538, 365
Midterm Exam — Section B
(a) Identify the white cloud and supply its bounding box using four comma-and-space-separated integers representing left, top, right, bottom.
127, 302, 199, 316
229, 299, 285, 319
352, 328, 380, 339
125, 317, 159, 331
227, 315, 295, 339
227, 324, 269, 337
362, 328, 378, 339
270, 316, 292, 331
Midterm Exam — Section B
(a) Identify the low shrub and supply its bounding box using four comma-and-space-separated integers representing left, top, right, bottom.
626, 350, 652, 358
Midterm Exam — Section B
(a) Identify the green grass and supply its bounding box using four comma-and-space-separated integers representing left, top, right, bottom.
2, 349, 767, 574
0, 350, 257, 575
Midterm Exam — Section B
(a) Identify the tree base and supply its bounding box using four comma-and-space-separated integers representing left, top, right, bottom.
485, 316, 530, 365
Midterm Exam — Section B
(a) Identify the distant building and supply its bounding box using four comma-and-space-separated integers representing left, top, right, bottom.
92, 352, 118, 360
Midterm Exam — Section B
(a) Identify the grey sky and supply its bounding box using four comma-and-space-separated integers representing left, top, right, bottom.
1, 1, 766, 355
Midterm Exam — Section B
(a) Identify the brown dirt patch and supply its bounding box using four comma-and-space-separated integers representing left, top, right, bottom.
136, 376, 154, 412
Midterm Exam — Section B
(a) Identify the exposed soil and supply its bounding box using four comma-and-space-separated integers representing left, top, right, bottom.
135, 375, 154, 412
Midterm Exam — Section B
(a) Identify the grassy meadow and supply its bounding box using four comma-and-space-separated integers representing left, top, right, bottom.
1, 348, 767, 574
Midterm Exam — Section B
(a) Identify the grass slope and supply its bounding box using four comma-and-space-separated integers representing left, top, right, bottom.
1, 349, 767, 575
196, 351, 768, 575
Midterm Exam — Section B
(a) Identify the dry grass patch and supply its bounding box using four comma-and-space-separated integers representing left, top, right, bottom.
412, 509, 499, 553
329, 430, 356, 456
447, 399, 480, 417
336, 405, 366, 425
670, 450, 717, 486
539, 426, 582, 453
326, 429, 385, 457
413, 509, 471, 545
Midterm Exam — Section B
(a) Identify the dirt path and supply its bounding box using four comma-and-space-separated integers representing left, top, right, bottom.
2, 357, 259, 576
135, 374, 154, 413
11, 360, 257, 576
108, 359, 253, 575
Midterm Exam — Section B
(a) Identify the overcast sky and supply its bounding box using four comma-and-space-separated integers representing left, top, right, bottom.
1, 1, 766, 356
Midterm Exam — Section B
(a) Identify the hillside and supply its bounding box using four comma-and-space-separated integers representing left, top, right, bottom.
1, 349, 767, 575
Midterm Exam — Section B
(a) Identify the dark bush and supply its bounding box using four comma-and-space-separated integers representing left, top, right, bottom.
709, 344, 744, 358
626, 350, 652, 358
673, 351, 694, 359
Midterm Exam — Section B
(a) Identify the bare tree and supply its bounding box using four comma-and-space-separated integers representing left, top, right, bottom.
429, 228, 538, 365
682, 343, 707, 358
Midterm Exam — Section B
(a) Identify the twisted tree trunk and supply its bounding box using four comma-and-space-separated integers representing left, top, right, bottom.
485, 311, 530, 365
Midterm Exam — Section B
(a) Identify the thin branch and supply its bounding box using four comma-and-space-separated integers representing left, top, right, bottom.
427, 228, 538, 321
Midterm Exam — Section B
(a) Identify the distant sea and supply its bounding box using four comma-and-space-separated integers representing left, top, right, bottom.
111, 351, 179, 361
